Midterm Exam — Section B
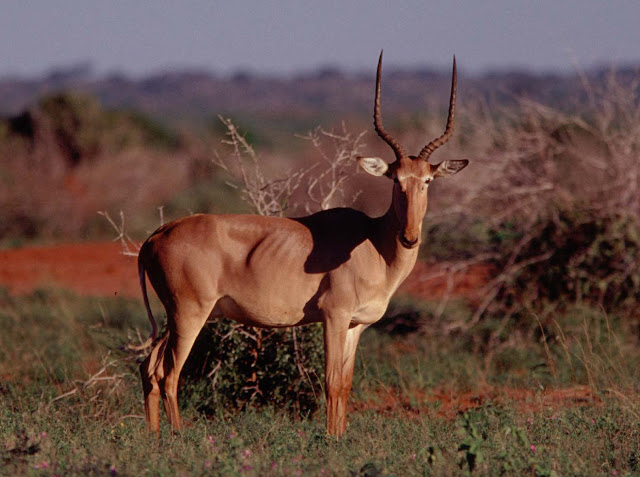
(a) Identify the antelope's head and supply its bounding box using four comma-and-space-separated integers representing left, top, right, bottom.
358, 51, 468, 249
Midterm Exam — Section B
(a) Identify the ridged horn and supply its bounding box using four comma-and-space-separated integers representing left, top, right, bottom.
373, 50, 405, 160
418, 56, 457, 161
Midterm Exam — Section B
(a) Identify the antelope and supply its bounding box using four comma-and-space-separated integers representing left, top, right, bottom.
137, 51, 468, 437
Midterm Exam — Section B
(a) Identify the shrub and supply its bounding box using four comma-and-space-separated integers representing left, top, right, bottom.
180, 321, 324, 417
486, 208, 640, 324
34, 93, 180, 163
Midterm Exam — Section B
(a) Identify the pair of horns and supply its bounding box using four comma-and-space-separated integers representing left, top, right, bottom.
373, 50, 457, 161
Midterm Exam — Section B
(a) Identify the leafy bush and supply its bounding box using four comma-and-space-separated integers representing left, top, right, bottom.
35, 93, 180, 160
180, 320, 324, 417
37, 93, 104, 164
420, 214, 495, 262
492, 209, 640, 316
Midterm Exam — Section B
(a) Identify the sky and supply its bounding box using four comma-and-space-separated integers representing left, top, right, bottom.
1, 1, 639, 78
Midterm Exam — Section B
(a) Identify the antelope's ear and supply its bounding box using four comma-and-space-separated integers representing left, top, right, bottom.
357, 156, 389, 177
433, 159, 469, 178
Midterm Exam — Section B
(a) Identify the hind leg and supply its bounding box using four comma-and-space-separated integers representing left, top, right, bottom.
140, 335, 169, 433
157, 304, 212, 430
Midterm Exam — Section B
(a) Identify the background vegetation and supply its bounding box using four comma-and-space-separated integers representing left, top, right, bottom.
2, 64, 640, 475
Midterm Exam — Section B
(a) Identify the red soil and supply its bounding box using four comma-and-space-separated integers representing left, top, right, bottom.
0, 242, 139, 298
399, 260, 494, 302
352, 385, 600, 418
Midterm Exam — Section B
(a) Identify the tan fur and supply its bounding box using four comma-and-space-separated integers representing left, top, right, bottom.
137, 53, 468, 437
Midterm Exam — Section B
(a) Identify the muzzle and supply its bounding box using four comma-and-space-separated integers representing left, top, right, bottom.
399, 234, 419, 249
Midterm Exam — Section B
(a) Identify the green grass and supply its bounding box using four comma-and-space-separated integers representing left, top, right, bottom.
2, 288, 640, 475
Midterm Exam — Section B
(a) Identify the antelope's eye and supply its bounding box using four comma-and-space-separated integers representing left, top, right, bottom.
425, 178, 432, 184
393, 177, 399, 183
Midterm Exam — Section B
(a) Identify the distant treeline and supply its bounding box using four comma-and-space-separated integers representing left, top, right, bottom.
1, 62, 638, 121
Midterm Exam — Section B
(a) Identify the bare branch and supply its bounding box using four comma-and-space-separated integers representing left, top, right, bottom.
214, 118, 365, 216
296, 124, 366, 212
97, 210, 140, 256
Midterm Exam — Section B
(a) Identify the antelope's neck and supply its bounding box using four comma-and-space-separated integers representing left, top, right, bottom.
373, 206, 421, 286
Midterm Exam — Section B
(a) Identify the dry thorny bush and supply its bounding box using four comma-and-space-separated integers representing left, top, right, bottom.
212, 116, 365, 216
421, 68, 640, 344
49, 351, 137, 421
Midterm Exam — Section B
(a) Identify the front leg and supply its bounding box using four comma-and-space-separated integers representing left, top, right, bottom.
338, 324, 367, 435
323, 313, 350, 437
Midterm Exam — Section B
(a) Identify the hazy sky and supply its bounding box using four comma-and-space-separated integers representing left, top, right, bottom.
1, 1, 639, 77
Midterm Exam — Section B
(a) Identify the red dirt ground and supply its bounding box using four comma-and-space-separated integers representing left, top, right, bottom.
351, 384, 599, 419
0, 242, 139, 298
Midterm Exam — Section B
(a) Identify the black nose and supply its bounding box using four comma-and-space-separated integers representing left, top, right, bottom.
399, 235, 418, 249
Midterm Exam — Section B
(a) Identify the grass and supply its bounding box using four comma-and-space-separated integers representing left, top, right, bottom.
4, 392, 640, 476
2, 288, 640, 476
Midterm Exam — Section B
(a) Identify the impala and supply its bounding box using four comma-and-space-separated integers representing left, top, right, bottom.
137, 51, 468, 437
